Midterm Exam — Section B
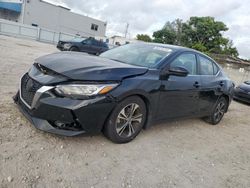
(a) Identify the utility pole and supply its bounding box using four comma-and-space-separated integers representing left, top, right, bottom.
21, 0, 27, 24
124, 23, 129, 38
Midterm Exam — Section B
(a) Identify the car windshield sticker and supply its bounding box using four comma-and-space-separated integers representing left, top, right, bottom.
153, 46, 172, 53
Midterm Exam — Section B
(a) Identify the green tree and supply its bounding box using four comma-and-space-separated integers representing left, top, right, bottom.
223, 40, 239, 57
152, 28, 176, 44
136, 34, 152, 42
182, 17, 228, 51
152, 16, 238, 57
152, 19, 183, 44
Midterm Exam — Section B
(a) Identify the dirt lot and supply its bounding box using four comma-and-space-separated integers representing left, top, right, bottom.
0, 35, 250, 188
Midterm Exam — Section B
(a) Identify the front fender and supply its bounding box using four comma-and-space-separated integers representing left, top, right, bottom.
109, 76, 162, 128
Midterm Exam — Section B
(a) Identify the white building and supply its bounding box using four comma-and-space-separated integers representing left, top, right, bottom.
108, 35, 140, 46
0, 0, 107, 37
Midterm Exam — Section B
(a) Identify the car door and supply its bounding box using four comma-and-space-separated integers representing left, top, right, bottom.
99, 42, 108, 53
198, 54, 222, 114
157, 52, 201, 120
80, 39, 94, 53
90, 40, 101, 54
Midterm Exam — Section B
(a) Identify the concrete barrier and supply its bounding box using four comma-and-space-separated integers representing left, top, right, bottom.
0, 19, 77, 44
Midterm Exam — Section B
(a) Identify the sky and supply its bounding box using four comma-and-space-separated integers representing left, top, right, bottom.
46, 0, 250, 59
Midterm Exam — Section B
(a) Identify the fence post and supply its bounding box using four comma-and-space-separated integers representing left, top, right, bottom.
53, 32, 56, 44
58, 32, 61, 41
37, 27, 41, 41
19, 25, 21, 36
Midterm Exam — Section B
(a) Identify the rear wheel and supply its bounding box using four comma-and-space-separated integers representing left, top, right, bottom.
204, 97, 228, 125
69, 47, 79, 51
104, 96, 147, 143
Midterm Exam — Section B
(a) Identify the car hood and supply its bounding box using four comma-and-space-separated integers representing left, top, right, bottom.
35, 52, 148, 81
239, 81, 250, 92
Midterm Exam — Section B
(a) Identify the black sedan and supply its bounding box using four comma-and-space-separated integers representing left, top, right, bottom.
234, 81, 250, 104
14, 43, 234, 143
57, 37, 109, 55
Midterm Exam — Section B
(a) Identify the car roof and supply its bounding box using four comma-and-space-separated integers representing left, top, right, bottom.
138, 42, 192, 51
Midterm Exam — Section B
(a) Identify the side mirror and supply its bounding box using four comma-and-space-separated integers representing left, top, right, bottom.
168, 66, 189, 77
160, 66, 189, 79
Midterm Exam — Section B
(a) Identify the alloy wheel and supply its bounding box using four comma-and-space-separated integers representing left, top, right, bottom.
214, 101, 226, 122
116, 103, 143, 138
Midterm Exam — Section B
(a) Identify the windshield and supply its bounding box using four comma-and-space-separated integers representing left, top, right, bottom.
100, 43, 173, 68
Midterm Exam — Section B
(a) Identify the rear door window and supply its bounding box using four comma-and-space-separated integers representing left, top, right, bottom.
199, 56, 214, 75
84, 39, 93, 45
199, 55, 216, 75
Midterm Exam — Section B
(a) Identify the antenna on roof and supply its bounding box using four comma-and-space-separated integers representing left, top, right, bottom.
124, 23, 129, 39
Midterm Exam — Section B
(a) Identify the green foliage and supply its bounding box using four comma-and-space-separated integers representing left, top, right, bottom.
191, 42, 207, 52
136, 34, 152, 42
149, 16, 238, 57
152, 19, 183, 45
152, 29, 176, 44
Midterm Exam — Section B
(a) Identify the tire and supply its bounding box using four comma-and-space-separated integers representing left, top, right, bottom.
204, 97, 228, 125
104, 96, 147, 143
95, 52, 100, 56
69, 47, 79, 51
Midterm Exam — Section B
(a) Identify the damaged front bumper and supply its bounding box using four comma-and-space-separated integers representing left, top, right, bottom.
13, 87, 116, 136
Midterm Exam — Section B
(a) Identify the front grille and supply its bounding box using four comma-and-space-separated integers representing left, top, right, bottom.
20, 73, 42, 107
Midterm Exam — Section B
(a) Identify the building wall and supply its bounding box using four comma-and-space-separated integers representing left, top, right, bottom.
21, 0, 106, 37
109, 36, 139, 46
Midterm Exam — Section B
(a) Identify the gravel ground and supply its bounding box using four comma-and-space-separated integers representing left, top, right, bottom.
0, 35, 250, 188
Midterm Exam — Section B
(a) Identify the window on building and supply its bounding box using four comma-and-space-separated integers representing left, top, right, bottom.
31, 23, 38, 27
91, 24, 98, 31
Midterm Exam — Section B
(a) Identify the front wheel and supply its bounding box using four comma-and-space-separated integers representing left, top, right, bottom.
104, 96, 147, 143
204, 97, 228, 125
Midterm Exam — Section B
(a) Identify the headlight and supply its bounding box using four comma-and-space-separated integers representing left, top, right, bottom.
55, 83, 118, 98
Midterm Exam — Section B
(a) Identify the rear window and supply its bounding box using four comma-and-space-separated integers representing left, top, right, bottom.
213, 63, 219, 74
199, 55, 219, 75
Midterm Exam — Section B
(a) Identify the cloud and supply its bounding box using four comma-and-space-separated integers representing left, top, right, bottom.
46, 0, 250, 58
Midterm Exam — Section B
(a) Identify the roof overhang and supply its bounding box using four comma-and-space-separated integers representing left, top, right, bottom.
0, 1, 22, 12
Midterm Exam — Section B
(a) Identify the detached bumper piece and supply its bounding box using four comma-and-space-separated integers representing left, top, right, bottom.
14, 74, 115, 136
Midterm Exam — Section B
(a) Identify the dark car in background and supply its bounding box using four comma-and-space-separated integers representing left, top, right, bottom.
234, 81, 250, 104
57, 37, 109, 55
14, 43, 234, 143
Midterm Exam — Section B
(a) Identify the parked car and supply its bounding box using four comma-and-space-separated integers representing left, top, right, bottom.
57, 37, 109, 55
234, 81, 250, 104
14, 43, 234, 143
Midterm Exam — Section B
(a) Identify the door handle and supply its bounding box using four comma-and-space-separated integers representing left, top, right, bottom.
193, 81, 201, 88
